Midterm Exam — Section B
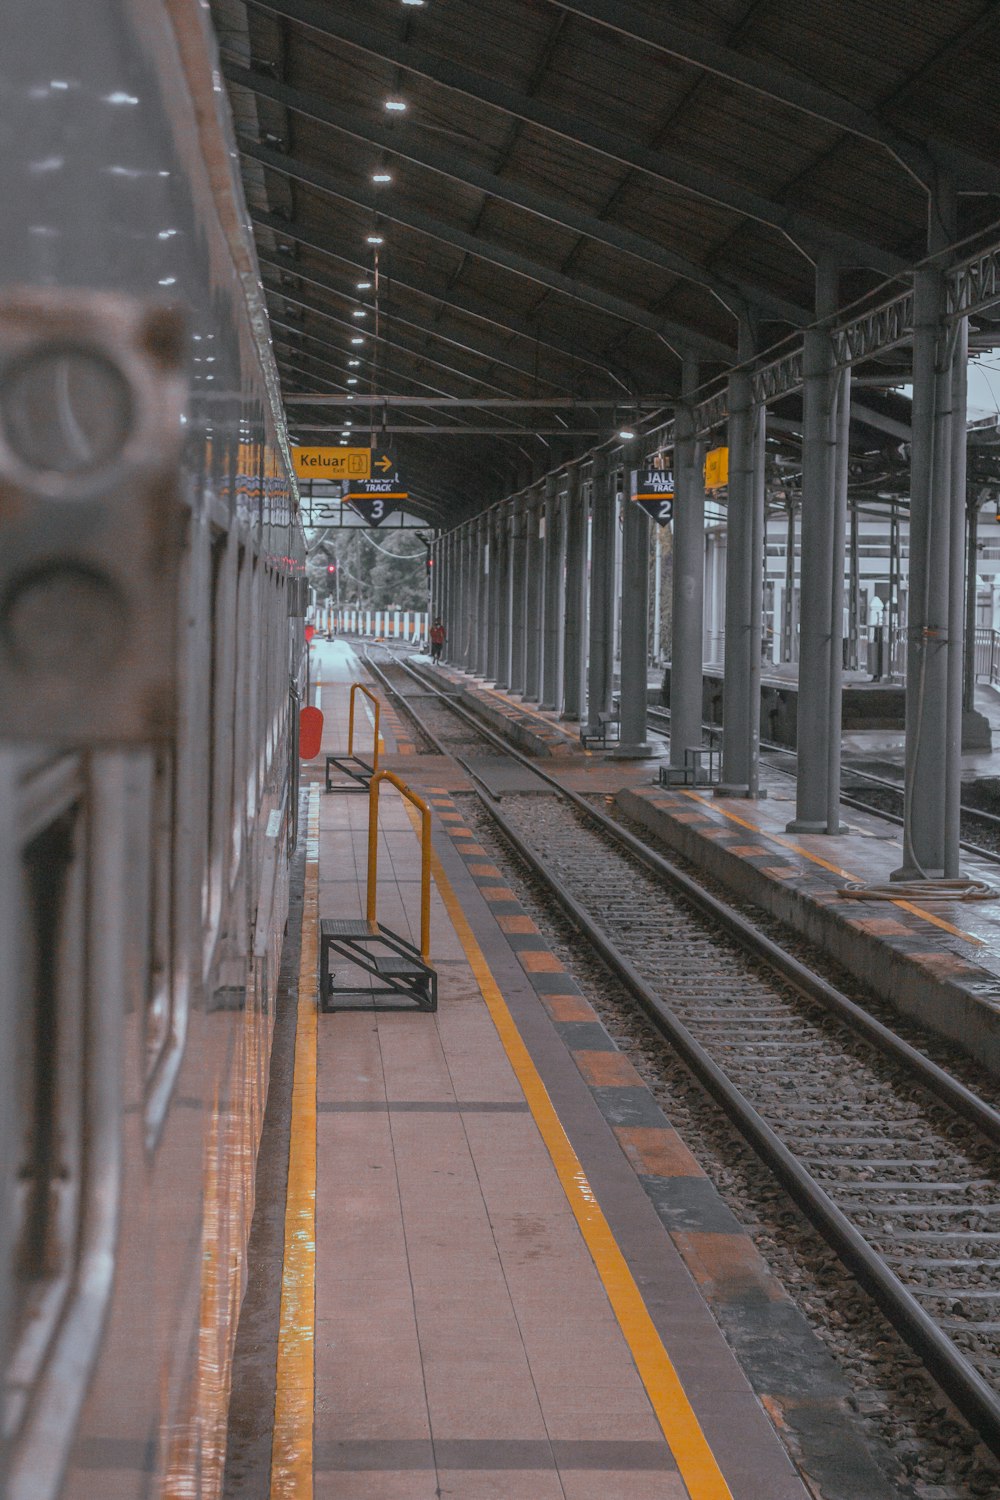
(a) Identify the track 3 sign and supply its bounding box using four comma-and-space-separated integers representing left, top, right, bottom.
630, 466, 674, 525
346, 450, 407, 525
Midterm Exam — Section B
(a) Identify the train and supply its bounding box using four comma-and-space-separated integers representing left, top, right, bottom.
0, 1, 305, 1496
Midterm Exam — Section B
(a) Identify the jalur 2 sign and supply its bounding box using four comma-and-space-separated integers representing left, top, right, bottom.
630, 464, 674, 525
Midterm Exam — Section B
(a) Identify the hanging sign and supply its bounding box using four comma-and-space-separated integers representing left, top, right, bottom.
630, 466, 674, 526
346, 492, 403, 526
292, 446, 371, 480
704, 446, 729, 490
346, 450, 407, 523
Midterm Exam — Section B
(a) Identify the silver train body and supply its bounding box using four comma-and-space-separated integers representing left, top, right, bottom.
0, 2, 304, 1496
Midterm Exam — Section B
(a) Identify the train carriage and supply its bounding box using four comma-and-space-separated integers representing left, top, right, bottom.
0, 2, 304, 1496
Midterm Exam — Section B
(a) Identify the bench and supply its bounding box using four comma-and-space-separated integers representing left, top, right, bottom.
658, 736, 721, 787
580, 708, 620, 750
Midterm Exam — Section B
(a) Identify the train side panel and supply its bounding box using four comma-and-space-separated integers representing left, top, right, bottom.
0, 2, 304, 1496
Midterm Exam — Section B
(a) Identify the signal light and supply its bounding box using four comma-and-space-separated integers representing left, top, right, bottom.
327, 563, 337, 574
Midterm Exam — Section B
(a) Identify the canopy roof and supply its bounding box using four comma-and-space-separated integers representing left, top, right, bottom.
211, 0, 1000, 521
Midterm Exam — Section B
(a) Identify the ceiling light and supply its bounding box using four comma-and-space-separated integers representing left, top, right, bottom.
351, 336, 364, 345
618, 428, 636, 440
372, 172, 392, 184
348, 359, 360, 367
347, 377, 358, 385
366, 234, 384, 244
401, 1, 425, 6
346, 394, 356, 400
351, 309, 366, 318
384, 100, 407, 112
356, 280, 372, 290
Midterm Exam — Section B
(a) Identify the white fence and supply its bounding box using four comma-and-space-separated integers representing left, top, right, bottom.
313, 606, 428, 645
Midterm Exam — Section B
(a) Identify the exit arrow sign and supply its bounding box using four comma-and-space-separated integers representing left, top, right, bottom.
373, 452, 395, 474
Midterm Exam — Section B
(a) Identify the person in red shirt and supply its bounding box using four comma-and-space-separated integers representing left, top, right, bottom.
429, 618, 446, 662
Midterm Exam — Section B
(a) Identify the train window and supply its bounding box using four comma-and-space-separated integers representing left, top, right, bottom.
6, 761, 85, 1438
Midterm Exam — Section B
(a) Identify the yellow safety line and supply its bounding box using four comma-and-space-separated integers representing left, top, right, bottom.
426, 833, 734, 1500
679, 789, 983, 946
270, 786, 320, 1500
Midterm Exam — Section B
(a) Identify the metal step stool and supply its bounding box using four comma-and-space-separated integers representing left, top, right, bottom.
319, 917, 438, 1013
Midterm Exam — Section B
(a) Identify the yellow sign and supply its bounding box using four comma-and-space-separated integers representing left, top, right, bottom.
704, 446, 729, 490
292, 446, 371, 480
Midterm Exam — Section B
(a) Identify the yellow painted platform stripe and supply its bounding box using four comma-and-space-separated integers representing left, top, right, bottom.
270, 786, 320, 1500
428, 838, 734, 1500
680, 789, 983, 946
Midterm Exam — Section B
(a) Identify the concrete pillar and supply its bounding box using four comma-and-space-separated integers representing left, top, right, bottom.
524, 488, 544, 701
541, 475, 564, 710
586, 455, 615, 734
895, 267, 962, 878
668, 359, 706, 780
562, 466, 586, 719
496, 506, 512, 689
510, 492, 528, 694
721, 366, 756, 790
462, 523, 475, 668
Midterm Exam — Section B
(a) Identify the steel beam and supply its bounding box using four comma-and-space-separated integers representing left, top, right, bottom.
547, 0, 1000, 192
253, 212, 634, 388
261, 252, 605, 396
247, 0, 904, 272
510, 494, 528, 694
285, 396, 673, 408
241, 139, 735, 360
227, 60, 808, 326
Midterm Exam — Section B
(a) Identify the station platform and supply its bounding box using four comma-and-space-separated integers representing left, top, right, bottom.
227, 640, 896, 1500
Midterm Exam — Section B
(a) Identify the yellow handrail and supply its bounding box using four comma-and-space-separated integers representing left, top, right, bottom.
366, 770, 432, 963
348, 681, 380, 770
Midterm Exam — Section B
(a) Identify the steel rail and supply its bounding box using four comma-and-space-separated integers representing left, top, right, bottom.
363, 645, 1000, 1459
369, 652, 1000, 1137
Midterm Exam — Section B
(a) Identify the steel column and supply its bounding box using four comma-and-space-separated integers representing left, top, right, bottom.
524, 488, 544, 701
496, 506, 512, 688
721, 367, 755, 789
562, 467, 586, 719
826, 369, 851, 832
895, 269, 955, 878
668, 360, 706, 779
510, 493, 528, 694
585, 456, 615, 734
615, 462, 654, 756
541, 476, 564, 710
788, 324, 842, 831
945, 318, 970, 878
486, 509, 500, 681
479, 516, 491, 681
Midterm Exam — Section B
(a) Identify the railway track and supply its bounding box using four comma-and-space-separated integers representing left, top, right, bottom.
365, 647, 1000, 1462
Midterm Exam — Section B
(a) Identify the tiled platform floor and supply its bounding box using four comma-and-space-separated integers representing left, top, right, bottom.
302, 641, 818, 1500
